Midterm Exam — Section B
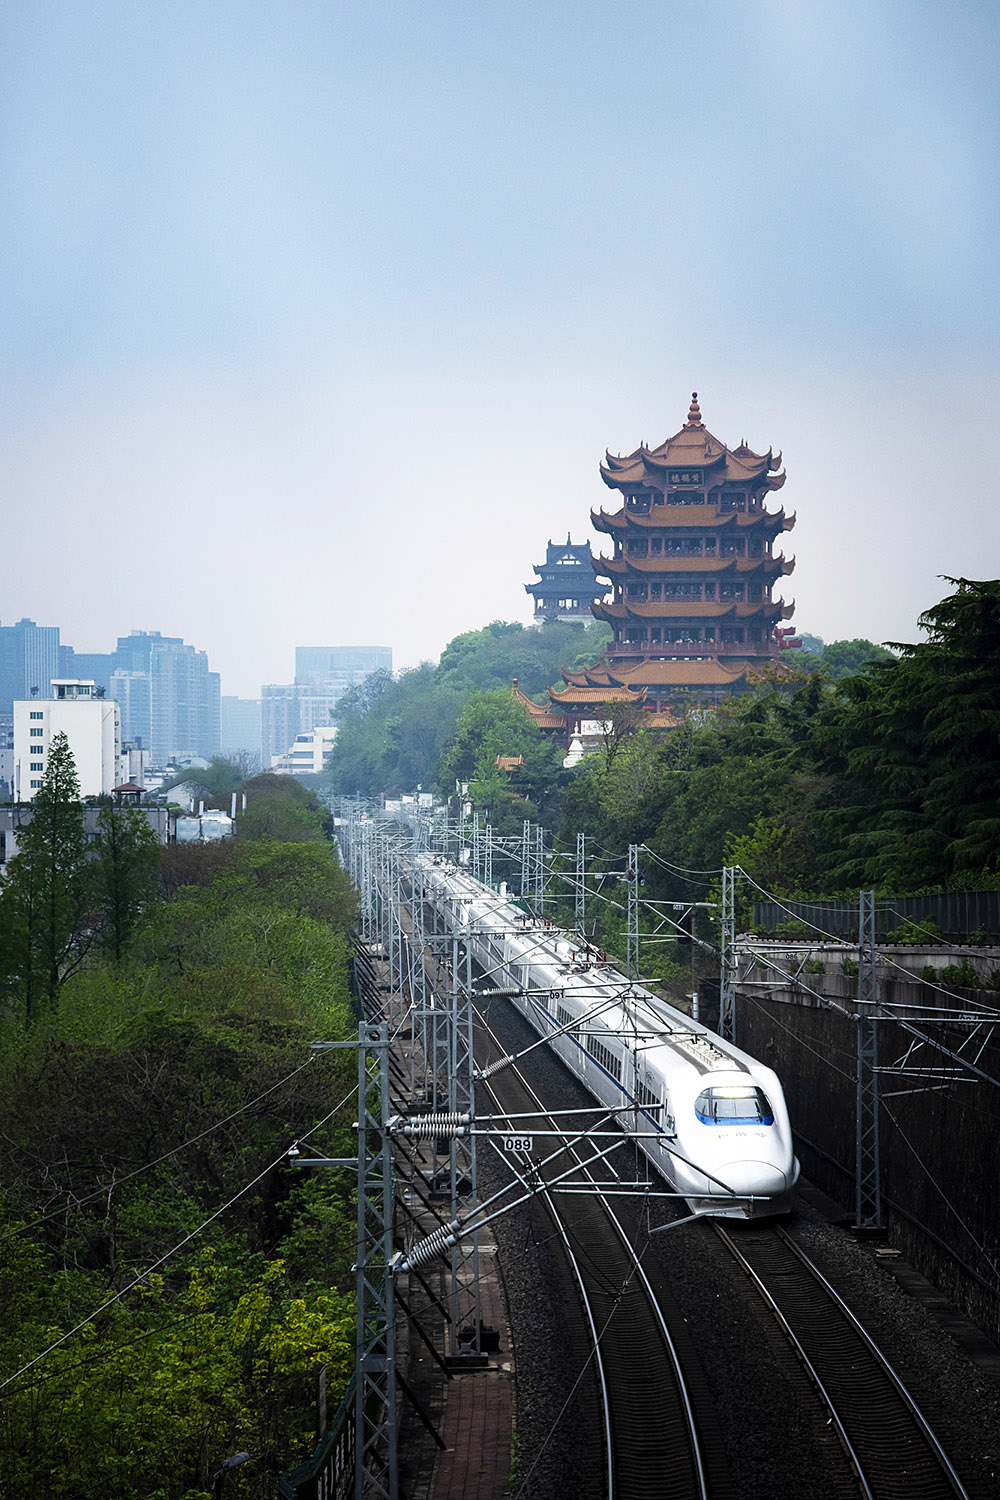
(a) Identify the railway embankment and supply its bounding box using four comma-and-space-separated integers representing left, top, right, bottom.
734, 940, 1000, 1345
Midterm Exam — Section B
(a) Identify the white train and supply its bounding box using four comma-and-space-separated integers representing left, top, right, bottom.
414, 853, 799, 1219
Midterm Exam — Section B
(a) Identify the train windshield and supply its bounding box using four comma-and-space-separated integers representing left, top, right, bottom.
694, 1086, 774, 1126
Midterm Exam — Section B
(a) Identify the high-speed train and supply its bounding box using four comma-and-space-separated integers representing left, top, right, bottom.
413, 852, 799, 1219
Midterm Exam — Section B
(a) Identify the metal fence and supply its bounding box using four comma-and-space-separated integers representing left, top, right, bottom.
278, 1376, 355, 1500
751, 890, 1000, 943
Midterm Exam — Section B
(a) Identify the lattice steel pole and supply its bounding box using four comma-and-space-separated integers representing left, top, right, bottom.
359, 818, 375, 945
855, 889, 883, 1232
472, 811, 481, 883
535, 824, 545, 914
446, 922, 482, 1359
521, 819, 531, 901
483, 819, 493, 890
627, 843, 640, 979
355, 1021, 398, 1500
575, 831, 587, 943
719, 865, 737, 1041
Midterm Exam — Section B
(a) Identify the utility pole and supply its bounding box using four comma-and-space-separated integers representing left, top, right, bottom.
627, 843, 640, 979
719, 866, 737, 1041
521, 819, 530, 902
855, 889, 883, 1232
575, 831, 586, 944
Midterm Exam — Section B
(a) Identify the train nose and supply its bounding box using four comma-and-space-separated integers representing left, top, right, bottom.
719, 1160, 788, 1200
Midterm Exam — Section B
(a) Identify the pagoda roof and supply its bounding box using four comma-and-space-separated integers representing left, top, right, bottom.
640, 707, 685, 728
594, 600, 791, 622
600, 393, 785, 493
548, 683, 642, 706
591, 504, 794, 533
512, 679, 564, 730
594, 553, 793, 577
559, 662, 619, 689
608, 657, 752, 687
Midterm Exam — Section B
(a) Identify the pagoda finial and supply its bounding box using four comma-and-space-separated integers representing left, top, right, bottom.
684, 391, 703, 428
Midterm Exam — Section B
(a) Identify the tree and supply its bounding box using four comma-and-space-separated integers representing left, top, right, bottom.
92, 804, 162, 962
0, 732, 88, 1018
811, 578, 1000, 888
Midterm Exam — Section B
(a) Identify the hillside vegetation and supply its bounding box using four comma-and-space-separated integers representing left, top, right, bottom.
0, 774, 358, 1500
329, 580, 1000, 905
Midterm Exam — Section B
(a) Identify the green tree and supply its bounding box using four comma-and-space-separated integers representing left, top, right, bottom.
812, 578, 1000, 887
0, 733, 88, 1018
439, 688, 567, 831
92, 804, 162, 962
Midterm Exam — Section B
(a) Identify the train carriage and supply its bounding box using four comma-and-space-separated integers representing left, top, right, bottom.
415, 853, 799, 1219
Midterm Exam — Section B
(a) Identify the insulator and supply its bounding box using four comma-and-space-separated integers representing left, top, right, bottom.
402, 1219, 463, 1269
477, 1057, 511, 1079
390, 1111, 472, 1139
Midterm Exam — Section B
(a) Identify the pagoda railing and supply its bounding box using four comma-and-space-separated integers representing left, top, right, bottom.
605, 641, 783, 660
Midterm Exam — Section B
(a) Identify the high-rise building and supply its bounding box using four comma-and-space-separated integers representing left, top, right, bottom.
261, 683, 341, 766
111, 632, 221, 765
221, 696, 262, 763
0, 618, 61, 714
262, 646, 392, 766
294, 645, 392, 692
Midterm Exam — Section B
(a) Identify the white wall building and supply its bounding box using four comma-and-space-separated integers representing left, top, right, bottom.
13, 680, 121, 800
271, 725, 337, 777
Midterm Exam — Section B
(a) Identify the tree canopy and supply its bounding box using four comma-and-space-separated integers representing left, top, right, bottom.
0, 774, 358, 1498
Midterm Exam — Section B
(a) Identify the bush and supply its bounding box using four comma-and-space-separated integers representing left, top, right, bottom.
886, 916, 944, 944
940, 959, 981, 988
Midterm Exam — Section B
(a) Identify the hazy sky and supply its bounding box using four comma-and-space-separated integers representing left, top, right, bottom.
3, 1, 998, 696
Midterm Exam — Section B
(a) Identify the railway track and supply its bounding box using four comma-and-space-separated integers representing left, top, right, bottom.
713, 1221, 970, 1500
477, 994, 726, 1500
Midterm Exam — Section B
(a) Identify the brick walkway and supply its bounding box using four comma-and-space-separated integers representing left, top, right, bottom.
429, 1242, 514, 1500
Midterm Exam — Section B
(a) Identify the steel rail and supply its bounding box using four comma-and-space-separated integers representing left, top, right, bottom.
477, 1004, 710, 1500
713, 1222, 970, 1500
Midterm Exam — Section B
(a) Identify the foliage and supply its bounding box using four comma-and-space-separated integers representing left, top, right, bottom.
237, 773, 332, 843
327, 662, 463, 797
0, 732, 89, 1019
0, 773, 359, 1496
438, 689, 568, 832
0, 1249, 352, 1500
940, 959, 981, 988
810, 578, 1000, 888
325, 618, 610, 799
435, 618, 610, 697
92, 802, 162, 961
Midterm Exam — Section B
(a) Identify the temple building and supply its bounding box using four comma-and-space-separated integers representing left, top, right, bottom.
514, 394, 797, 749
524, 535, 603, 621
561, 393, 795, 713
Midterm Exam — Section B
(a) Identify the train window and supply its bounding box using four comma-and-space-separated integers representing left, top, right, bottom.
586, 1033, 623, 1081
694, 1086, 774, 1125
635, 1079, 660, 1119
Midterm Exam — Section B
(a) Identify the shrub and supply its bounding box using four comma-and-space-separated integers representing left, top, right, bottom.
940, 959, 981, 988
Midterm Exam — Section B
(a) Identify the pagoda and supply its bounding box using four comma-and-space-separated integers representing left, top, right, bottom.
525, 535, 603, 621
548, 393, 796, 715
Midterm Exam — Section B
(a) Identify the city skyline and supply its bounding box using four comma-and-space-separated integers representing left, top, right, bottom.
3, 4, 998, 697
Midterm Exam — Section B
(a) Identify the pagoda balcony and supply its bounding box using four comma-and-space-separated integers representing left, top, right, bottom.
607, 640, 776, 659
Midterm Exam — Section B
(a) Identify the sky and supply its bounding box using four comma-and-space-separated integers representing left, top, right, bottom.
2, 1, 998, 697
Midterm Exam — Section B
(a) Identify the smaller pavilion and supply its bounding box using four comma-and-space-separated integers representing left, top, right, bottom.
525, 535, 604, 621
